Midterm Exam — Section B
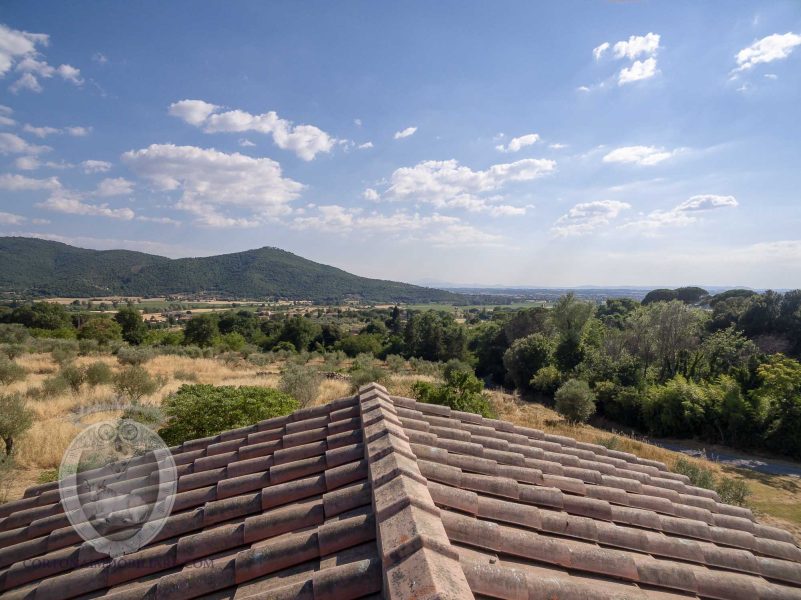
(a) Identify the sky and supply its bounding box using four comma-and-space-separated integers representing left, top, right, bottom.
1, 2, 800, 288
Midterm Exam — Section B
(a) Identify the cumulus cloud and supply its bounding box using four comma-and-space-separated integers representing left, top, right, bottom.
95, 177, 134, 197
613, 33, 661, 60
358, 141, 373, 149
496, 133, 540, 153
169, 100, 335, 161
384, 158, 555, 216
0, 211, 26, 225
393, 126, 417, 139
622, 194, 738, 232
362, 188, 380, 202
122, 143, 304, 227
551, 200, 631, 237
735, 32, 801, 72
0, 132, 51, 155
602, 145, 676, 166
38, 189, 134, 220
618, 57, 658, 85
0, 24, 82, 93
593, 32, 660, 85
81, 159, 112, 173
593, 42, 610, 61
0, 173, 61, 191
0, 104, 15, 127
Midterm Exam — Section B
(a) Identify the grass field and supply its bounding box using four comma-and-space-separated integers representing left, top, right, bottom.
2, 351, 799, 542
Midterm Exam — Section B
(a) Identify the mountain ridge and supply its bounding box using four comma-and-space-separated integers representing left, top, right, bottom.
0, 237, 460, 303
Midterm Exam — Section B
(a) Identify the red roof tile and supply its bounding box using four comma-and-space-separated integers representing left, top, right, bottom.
1, 383, 800, 599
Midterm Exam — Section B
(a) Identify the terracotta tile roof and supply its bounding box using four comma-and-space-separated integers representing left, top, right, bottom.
1, 382, 800, 599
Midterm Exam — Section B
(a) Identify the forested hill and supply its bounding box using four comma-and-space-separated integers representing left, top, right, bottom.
0, 237, 461, 303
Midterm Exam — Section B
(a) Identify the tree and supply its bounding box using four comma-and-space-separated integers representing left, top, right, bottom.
636, 301, 706, 381
554, 379, 596, 423
114, 307, 148, 345
184, 314, 219, 347
279, 363, 322, 407
0, 393, 34, 456
114, 366, 160, 402
551, 294, 593, 373
752, 355, 801, 458
77, 318, 123, 345
699, 326, 758, 379
277, 316, 322, 352
7, 302, 71, 330
159, 385, 298, 446
339, 333, 383, 357
642, 289, 678, 305
404, 311, 468, 362
502, 333, 553, 392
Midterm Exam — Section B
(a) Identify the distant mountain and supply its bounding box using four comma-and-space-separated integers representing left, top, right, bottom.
0, 237, 461, 303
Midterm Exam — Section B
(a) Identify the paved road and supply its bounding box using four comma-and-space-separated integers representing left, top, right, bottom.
651, 439, 801, 478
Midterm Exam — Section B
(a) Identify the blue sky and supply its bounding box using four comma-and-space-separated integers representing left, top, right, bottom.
1, 2, 800, 288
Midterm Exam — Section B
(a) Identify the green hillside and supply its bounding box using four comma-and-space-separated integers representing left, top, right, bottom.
0, 237, 460, 303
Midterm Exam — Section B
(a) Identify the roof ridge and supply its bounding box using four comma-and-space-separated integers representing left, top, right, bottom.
356, 383, 475, 599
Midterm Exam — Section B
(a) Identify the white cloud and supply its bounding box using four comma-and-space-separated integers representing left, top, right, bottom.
14, 156, 39, 170
593, 42, 610, 61
95, 177, 134, 197
92, 52, 108, 65
362, 188, 380, 202
136, 215, 181, 226
735, 32, 801, 72
577, 85, 591, 92
122, 143, 304, 227
393, 126, 417, 139
622, 194, 738, 232
385, 157, 555, 215
548, 143, 568, 150
495, 133, 540, 153
358, 141, 374, 149
613, 33, 660, 60
22, 124, 90, 139
552, 200, 631, 237
602, 145, 676, 166
169, 99, 335, 161
0, 104, 15, 127
764, 73, 778, 80
239, 138, 256, 147
0, 173, 61, 191
38, 190, 134, 220
65, 126, 90, 136
81, 159, 112, 173
0, 211, 26, 225
0, 132, 51, 155
674, 194, 738, 211
618, 57, 658, 85
0, 24, 82, 93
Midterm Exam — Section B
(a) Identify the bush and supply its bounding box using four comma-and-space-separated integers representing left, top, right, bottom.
35, 374, 69, 398
0, 357, 26, 385
158, 384, 298, 446
0, 393, 34, 456
173, 369, 199, 382
349, 354, 389, 391
530, 365, 561, 396
554, 379, 596, 423
673, 457, 715, 490
278, 362, 322, 407
116, 346, 155, 366
385, 354, 406, 373
60, 364, 86, 393
120, 404, 165, 428
408, 357, 442, 377
412, 360, 495, 418
78, 339, 100, 356
114, 366, 160, 402
51, 345, 77, 366
85, 362, 114, 387
0, 343, 26, 360
78, 318, 123, 345
716, 477, 751, 507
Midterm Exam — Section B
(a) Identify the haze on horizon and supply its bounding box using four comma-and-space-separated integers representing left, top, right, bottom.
1, 2, 799, 289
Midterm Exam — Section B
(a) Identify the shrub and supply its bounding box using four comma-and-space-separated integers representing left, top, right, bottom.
218, 332, 246, 352
673, 458, 715, 490
173, 369, 199, 382
114, 366, 160, 402
78, 338, 100, 356
385, 354, 406, 373
594, 435, 622, 451
0, 357, 26, 385
0, 344, 26, 360
339, 333, 383, 358
0, 324, 29, 345
120, 404, 165, 428
158, 384, 298, 446
349, 354, 389, 391
78, 318, 123, 345
85, 362, 114, 387
530, 365, 561, 396
37, 469, 59, 485
716, 477, 751, 507
60, 364, 86, 393
278, 362, 322, 407
35, 374, 69, 398
408, 357, 442, 377
554, 379, 596, 423
412, 360, 495, 418
51, 346, 77, 366
0, 393, 34, 456
246, 353, 273, 367
116, 346, 155, 366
